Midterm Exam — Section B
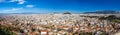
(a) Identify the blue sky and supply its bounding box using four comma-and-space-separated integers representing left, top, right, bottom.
0, 0, 120, 13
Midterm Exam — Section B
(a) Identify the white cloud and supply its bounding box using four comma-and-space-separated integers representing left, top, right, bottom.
9, 0, 26, 4
18, 0, 26, 4
3, 8, 23, 12
0, 0, 5, 3
26, 5, 34, 8
9, 0, 17, 2
0, 0, 26, 4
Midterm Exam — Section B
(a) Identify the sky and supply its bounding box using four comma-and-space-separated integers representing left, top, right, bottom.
0, 0, 120, 13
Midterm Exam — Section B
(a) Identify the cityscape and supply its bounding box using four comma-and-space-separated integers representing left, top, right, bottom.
0, 0, 120, 35
0, 13, 120, 35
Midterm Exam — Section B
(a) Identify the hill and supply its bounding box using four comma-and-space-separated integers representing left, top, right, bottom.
84, 10, 120, 14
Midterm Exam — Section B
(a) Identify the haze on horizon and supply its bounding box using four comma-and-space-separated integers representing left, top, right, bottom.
0, 0, 120, 13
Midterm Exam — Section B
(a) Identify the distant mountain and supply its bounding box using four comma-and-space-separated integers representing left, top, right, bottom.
20, 12, 46, 14
84, 10, 120, 14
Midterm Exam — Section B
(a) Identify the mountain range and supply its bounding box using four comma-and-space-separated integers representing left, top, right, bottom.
84, 10, 120, 14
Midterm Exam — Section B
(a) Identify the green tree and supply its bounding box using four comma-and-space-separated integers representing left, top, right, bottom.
63, 12, 71, 14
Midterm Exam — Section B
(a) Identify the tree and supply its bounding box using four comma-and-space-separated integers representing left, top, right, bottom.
63, 12, 71, 14
0, 25, 17, 35
20, 29, 24, 33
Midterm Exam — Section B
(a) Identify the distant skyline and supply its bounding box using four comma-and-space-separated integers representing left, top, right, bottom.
0, 0, 120, 13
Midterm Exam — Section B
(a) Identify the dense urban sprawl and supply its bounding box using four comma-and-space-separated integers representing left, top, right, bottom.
0, 14, 120, 35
